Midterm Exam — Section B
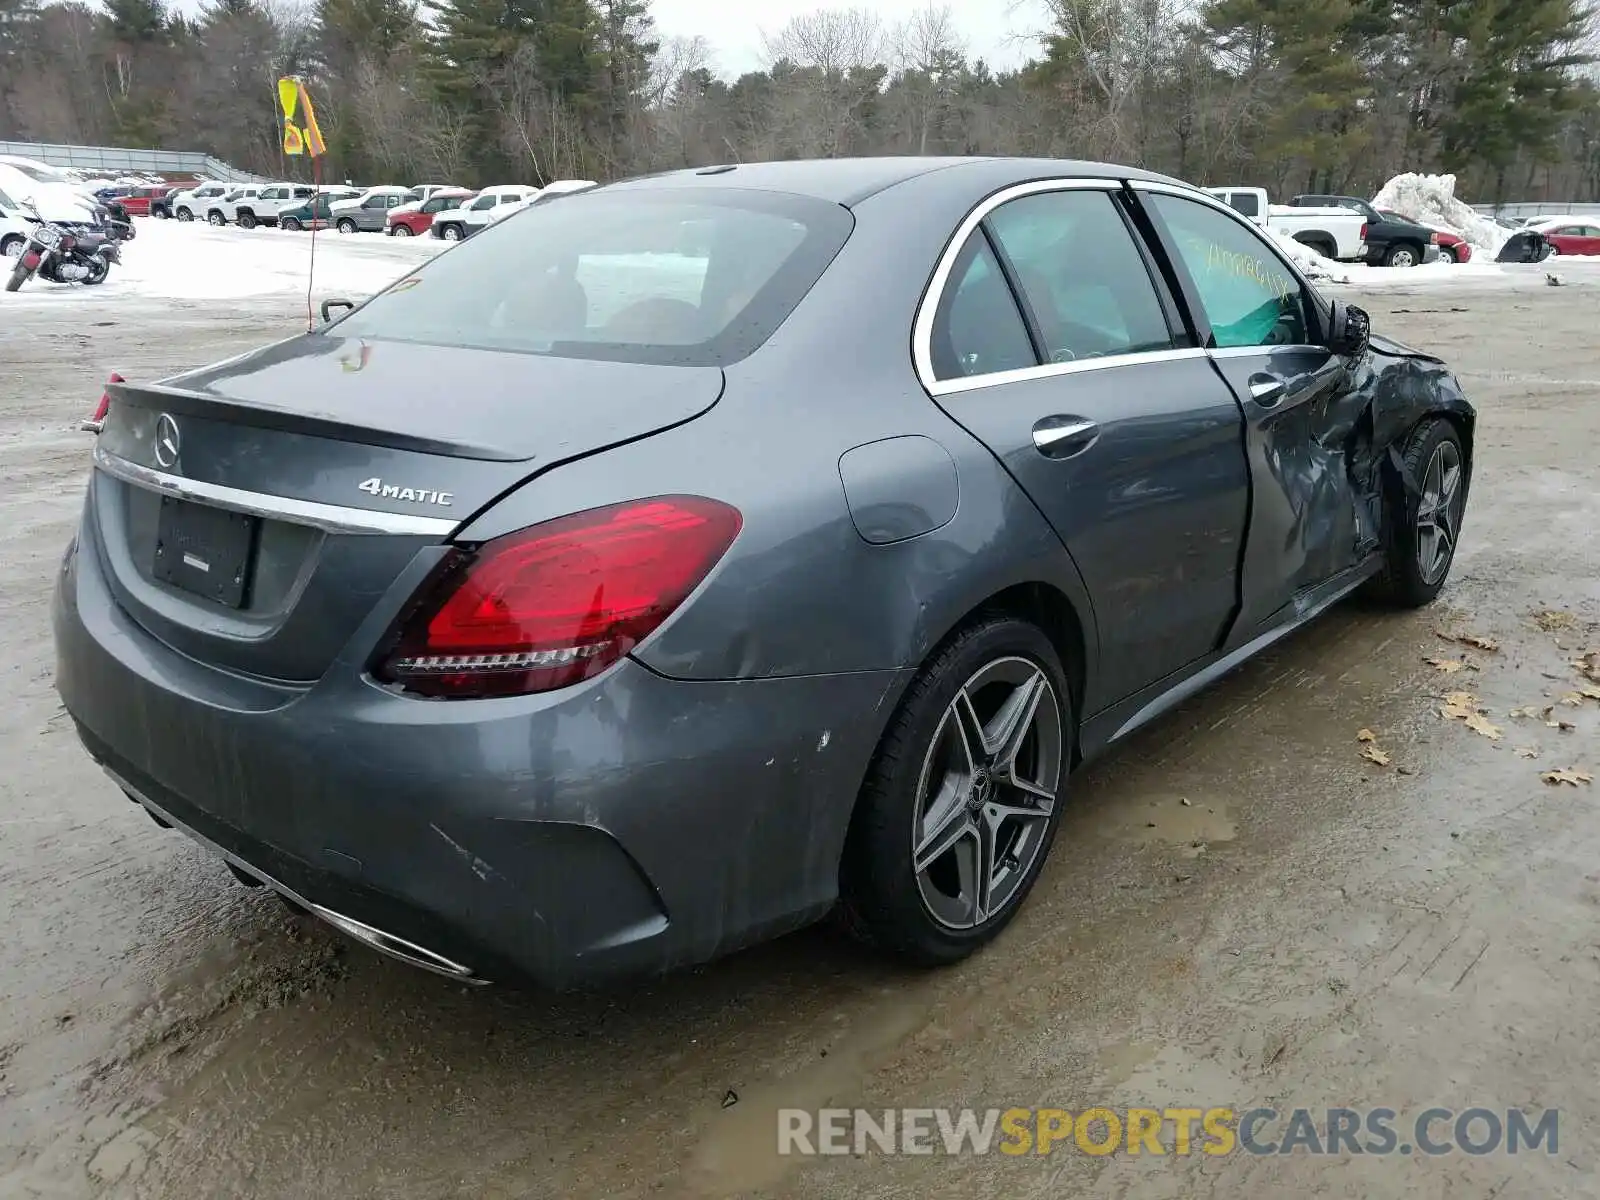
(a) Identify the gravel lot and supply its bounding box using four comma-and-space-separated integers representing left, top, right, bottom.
2, 269, 1598, 1199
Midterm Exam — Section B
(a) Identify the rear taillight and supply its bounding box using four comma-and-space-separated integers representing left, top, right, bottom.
1359, 222, 1368, 242
82, 372, 123, 433
377, 496, 742, 699
1430, 232, 1441, 245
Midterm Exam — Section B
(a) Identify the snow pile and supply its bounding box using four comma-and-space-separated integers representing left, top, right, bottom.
1371, 173, 1508, 253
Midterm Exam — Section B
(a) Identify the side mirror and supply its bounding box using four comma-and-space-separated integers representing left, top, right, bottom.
1326, 300, 1371, 358
320, 298, 355, 324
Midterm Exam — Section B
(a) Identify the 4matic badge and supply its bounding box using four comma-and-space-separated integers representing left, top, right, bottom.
357, 478, 454, 507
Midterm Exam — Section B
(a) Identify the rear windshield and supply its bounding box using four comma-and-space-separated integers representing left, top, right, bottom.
331, 188, 854, 367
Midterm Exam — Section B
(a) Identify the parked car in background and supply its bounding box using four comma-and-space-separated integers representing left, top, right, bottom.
277, 188, 363, 231
430, 185, 536, 240
1376, 209, 1471, 263
387, 188, 475, 237
1206, 186, 1368, 261
484, 179, 599, 226
0, 180, 33, 260
172, 183, 228, 222
233, 183, 317, 228
148, 185, 190, 219
407, 184, 464, 206
205, 185, 271, 226
331, 186, 417, 233
1529, 218, 1600, 257
115, 184, 176, 218
1289, 195, 1440, 267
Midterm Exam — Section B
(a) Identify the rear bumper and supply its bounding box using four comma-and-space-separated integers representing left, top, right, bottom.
53, 521, 907, 988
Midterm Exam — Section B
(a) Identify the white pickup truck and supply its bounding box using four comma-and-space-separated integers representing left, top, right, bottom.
1206, 187, 1368, 263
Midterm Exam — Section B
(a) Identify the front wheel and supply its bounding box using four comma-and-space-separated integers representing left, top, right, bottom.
207, 211, 225, 226
1384, 243, 1421, 268
281, 217, 302, 231
391, 224, 412, 237
5, 257, 32, 292
237, 212, 257, 230
1366, 417, 1468, 608
336, 218, 356, 234
839, 616, 1071, 965
440, 224, 462, 242
0, 235, 22, 260
1440, 245, 1459, 264
153, 208, 169, 219
176, 208, 193, 222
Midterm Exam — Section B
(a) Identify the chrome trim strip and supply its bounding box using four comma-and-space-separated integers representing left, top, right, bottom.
1033, 418, 1098, 449
928, 347, 1207, 396
92, 444, 459, 538
104, 766, 488, 984
1209, 343, 1330, 361
912, 177, 1123, 393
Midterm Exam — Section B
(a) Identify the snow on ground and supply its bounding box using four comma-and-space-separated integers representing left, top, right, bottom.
1263, 224, 1504, 287
0, 219, 441, 306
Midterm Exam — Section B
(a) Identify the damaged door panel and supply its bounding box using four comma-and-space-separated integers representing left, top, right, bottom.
1133, 185, 1408, 643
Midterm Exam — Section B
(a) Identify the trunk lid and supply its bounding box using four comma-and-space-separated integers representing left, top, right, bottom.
89, 333, 724, 683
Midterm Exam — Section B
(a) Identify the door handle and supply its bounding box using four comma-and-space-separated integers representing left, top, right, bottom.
1248, 374, 1287, 407
1032, 416, 1100, 458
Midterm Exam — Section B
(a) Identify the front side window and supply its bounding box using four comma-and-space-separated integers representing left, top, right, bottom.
986, 189, 1174, 363
929, 234, 1037, 381
1148, 193, 1312, 349
331, 189, 852, 367
470, 195, 495, 210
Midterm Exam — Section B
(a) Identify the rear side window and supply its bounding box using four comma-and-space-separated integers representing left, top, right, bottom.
986, 190, 1174, 363
1230, 192, 1261, 217
334, 189, 854, 367
1148, 193, 1311, 349
930, 235, 1037, 381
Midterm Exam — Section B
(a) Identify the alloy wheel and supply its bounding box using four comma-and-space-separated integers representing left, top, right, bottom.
1390, 248, 1417, 268
1416, 439, 1463, 585
913, 656, 1063, 930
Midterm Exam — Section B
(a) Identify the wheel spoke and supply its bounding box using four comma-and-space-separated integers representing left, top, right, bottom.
954, 822, 992, 925
915, 773, 973, 873
981, 670, 1045, 765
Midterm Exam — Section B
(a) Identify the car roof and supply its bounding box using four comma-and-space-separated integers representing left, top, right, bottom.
601, 156, 1194, 207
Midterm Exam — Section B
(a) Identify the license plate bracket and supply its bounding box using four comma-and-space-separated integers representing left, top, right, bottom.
153, 497, 259, 609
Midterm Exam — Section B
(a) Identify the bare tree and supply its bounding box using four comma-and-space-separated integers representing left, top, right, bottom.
761, 6, 884, 72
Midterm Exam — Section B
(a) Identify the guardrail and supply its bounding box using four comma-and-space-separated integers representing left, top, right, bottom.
0, 141, 273, 184
1471, 201, 1600, 220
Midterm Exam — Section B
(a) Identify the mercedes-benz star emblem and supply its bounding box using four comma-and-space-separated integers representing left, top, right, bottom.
154, 413, 181, 468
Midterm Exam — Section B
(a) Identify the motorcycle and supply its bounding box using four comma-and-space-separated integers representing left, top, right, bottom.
5, 205, 120, 292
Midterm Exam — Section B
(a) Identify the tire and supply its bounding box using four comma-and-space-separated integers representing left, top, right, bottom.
176, 208, 193, 222
1440, 245, 1459, 264
1295, 235, 1335, 260
440, 223, 462, 242
391, 224, 412, 237
1384, 242, 1422, 268
1366, 417, 1468, 608
207, 210, 225, 226
336, 218, 357, 234
0, 234, 22, 260
83, 257, 109, 285
237, 211, 257, 230
153, 208, 169, 219
839, 615, 1072, 966
5, 258, 30, 292
281, 217, 302, 231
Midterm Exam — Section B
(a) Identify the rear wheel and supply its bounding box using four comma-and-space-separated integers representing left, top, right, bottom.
840, 616, 1070, 965
0, 235, 22, 260
1367, 417, 1468, 608
153, 207, 169, 219
1440, 245, 1459, 264
336, 218, 357, 234
83, 257, 109, 285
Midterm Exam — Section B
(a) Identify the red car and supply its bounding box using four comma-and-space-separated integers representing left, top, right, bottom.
387, 188, 476, 237
1378, 210, 1471, 263
1535, 220, 1600, 257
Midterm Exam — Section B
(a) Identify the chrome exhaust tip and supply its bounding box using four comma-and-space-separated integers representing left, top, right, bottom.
105, 768, 490, 985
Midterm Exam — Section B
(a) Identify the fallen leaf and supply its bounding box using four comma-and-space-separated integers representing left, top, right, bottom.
1579, 684, 1600, 701
1440, 691, 1481, 721
1560, 693, 1586, 707
1361, 745, 1392, 766
1515, 747, 1540, 759
1534, 609, 1578, 633
1541, 768, 1594, 787
1573, 651, 1600, 683
1438, 629, 1500, 652
1464, 712, 1503, 740
1509, 706, 1542, 719
1424, 656, 1467, 674
1357, 728, 1377, 743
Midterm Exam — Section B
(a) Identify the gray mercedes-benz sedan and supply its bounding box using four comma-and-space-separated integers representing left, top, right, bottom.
54, 157, 1474, 987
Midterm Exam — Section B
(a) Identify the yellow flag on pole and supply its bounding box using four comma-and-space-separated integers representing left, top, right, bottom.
277, 77, 326, 157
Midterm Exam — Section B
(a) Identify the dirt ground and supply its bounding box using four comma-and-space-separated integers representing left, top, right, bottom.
2, 275, 1598, 1200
